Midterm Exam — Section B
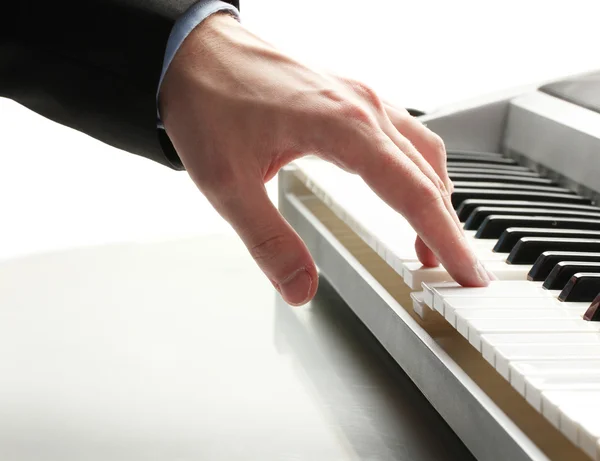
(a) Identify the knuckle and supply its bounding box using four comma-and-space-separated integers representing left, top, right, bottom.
420, 182, 444, 204
343, 78, 383, 110
431, 174, 447, 193
338, 101, 375, 127
249, 233, 288, 265
404, 182, 446, 217
430, 133, 447, 159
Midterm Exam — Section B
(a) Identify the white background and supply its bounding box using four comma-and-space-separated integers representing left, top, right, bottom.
1, 0, 599, 258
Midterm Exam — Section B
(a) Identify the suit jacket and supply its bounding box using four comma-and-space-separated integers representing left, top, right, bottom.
1, 0, 239, 170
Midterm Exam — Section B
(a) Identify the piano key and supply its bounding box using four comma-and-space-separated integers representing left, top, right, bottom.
447, 149, 504, 157
443, 297, 583, 326
457, 199, 600, 222
485, 341, 600, 379
541, 390, 600, 433
559, 273, 600, 302
584, 293, 600, 321
451, 189, 592, 209
448, 166, 541, 177
451, 182, 573, 194
456, 306, 586, 323
539, 392, 600, 456
526, 375, 600, 413
556, 403, 600, 457
402, 259, 529, 289
507, 238, 600, 264
465, 207, 600, 230
448, 162, 532, 171
494, 228, 600, 253
528, 252, 600, 281
422, 280, 556, 315
447, 154, 517, 165
542, 390, 600, 452
509, 359, 600, 397
448, 173, 554, 185
454, 307, 588, 340
410, 291, 430, 320
544, 262, 600, 290
477, 216, 600, 239
461, 316, 600, 350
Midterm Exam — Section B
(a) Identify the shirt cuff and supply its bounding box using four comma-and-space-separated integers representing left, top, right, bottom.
156, 0, 240, 128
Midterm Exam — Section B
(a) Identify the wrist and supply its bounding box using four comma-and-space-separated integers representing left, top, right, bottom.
157, 2, 240, 127
158, 12, 239, 120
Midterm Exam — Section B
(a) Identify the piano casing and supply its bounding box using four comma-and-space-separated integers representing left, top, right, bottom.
278, 70, 600, 461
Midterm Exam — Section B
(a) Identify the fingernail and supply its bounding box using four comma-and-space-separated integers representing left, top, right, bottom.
279, 268, 312, 306
475, 260, 491, 284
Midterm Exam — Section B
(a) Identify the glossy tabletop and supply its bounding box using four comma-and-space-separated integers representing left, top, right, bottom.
0, 233, 474, 461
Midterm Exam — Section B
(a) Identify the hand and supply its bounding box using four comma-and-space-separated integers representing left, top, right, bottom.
158, 13, 492, 306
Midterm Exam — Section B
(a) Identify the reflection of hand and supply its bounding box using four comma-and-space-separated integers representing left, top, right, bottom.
159, 13, 491, 306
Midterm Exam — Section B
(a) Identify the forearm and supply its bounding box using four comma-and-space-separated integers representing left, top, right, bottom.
0, 0, 238, 169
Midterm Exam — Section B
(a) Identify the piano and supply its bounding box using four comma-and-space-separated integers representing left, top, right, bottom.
278, 69, 600, 461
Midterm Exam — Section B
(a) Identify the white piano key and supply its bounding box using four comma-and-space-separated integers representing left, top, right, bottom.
443, 297, 580, 327
509, 359, 600, 396
458, 306, 586, 322
554, 400, 600, 456
422, 283, 435, 310
481, 330, 599, 368
526, 375, 600, 412
492, 343, 600, 381
444, 296, 580, 312
457, 307, 589, 345
402, 260, 529, 289
423, 281, 560, 317
410, 291, 428, 320
542, 391, 600, 429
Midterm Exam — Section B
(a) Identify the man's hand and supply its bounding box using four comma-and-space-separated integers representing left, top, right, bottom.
159, 13, 492, 306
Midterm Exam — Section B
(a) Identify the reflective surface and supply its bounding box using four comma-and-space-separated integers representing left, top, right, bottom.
0, 234, 474, 460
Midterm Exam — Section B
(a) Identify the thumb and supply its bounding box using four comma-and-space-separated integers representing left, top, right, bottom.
213, 181, 318, 306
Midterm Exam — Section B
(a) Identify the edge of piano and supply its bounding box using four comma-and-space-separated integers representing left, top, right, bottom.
279, 69, 600, 461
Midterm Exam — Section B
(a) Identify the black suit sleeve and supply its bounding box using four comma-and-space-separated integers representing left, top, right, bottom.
0, 0, 239, 170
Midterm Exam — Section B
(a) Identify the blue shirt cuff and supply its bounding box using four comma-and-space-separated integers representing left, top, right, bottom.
156, 0, 240, 128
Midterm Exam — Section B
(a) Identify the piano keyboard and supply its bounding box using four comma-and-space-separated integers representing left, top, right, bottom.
280, 71, 600, 461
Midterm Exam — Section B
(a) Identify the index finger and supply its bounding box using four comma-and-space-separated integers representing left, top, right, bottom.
350, 130, 491, 287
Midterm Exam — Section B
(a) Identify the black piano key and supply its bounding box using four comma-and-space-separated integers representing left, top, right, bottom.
458, 200, 600, 222
476, 216, 600, 239
528, 252, 600, 281
507, 238, 600, 264
449, 174, 554, 185
452, 182, 573, 194
448, 162, 531, 171
451, 189, 592, 209
447, 154, 517, 165
558, 273, 600, 302
494, 228, 600, 253
583, 293, 600, 321
465, 207, 600, 230
543, 262, 600, 290
447, 149, 504, 157
448, 167, 541, 177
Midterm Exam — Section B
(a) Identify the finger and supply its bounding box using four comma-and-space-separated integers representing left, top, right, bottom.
210, 179, 318, 306
384, 102, 453, 193
378, 114, 465, 268
415, 234, 439, 267
341, 129, 490, 287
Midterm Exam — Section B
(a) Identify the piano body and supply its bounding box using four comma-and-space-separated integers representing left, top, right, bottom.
278, 70, 600, 461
